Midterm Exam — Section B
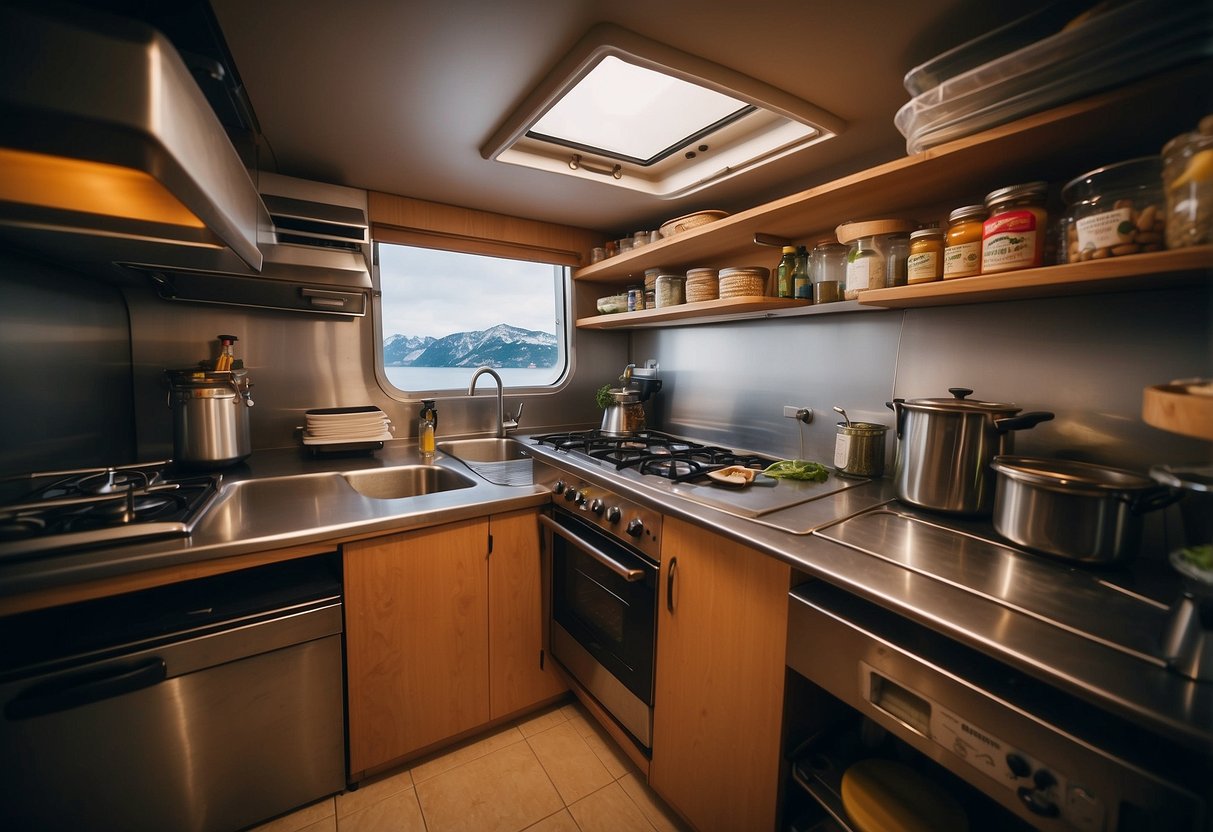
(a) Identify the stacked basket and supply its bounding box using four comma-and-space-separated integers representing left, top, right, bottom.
718, 266, 770, 299
685, 268, 719, 303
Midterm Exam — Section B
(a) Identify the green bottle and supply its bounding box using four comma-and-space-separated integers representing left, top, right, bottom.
776, 246, 796, 298
793, 245, 811, 301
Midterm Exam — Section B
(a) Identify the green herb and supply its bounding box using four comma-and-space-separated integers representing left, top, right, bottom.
595, 384, 614, 409
1180, 543, 1213, 572
762, 459, 829, 481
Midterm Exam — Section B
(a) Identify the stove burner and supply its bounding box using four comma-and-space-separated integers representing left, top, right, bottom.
76, 468, 152, 496
532, 430, 775, 482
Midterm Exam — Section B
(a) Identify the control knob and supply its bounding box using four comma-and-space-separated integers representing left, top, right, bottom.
626, 518, 645, 538
605, 506, 622, 523
552, 480, 566, 495
590, 498, 605, 516
564, 488, 579, 503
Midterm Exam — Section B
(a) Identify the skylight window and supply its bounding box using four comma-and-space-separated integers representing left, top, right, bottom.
482, 23, 845, 199
527, 56, 753, 165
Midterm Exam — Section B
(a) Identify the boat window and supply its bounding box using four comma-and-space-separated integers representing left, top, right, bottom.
374, 241, 569, 395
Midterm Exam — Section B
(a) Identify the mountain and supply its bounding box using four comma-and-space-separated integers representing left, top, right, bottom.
384, 324, 556, 368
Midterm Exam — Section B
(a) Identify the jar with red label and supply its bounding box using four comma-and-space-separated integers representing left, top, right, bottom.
981, 182, 1049, 274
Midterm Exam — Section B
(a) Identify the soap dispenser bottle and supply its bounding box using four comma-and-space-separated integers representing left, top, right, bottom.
419, 400, 438, 458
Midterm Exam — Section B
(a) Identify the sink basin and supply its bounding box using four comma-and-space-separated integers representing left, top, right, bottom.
342, 465, 476, 500
437, 438, 532, 463
437, 438, 533, 486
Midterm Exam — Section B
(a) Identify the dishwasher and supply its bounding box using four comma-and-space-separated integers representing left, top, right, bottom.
0, 555, 346, 832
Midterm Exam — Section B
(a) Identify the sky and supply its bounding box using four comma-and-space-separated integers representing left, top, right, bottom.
378, 244, 561, 339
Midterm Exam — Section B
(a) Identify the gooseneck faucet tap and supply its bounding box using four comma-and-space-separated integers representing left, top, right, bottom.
467, 367, 522, 437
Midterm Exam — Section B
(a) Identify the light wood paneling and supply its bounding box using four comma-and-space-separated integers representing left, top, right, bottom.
345, 518, 491, 775
651, 516, 791, 832
488, 509, 567, 718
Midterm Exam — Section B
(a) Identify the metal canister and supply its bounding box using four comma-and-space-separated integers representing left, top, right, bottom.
166, 369, 254, 468
833, 421, 887, 478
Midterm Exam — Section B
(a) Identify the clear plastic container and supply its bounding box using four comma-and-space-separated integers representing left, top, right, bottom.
1163, 120, 1213, 249
1061, 156, 1165, 262
655, 274, 686, 307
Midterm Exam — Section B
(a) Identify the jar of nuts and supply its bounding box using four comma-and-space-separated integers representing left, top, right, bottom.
1061, 157, 1165, 263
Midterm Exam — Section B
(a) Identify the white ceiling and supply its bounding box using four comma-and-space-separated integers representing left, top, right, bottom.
209, 0, 1049, 236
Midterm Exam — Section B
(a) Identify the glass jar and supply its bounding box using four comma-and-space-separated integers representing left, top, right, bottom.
844, 236, 885, 299
627, 285, 646, 311
907, 228, 944, 284
1163, 120, 1213, 249
1061, 156, 1165, 263
982, 182, 1049, 273
944, 205, 986, 279
775, 246, 796, 298
883, 233, 911, 287
655, 274, 686, 307
793, 246, 812, 301
810, 238, 848, 284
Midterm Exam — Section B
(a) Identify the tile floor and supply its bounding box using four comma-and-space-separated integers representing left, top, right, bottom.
251, 699, 690, 832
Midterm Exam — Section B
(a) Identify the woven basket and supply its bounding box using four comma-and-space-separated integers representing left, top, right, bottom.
685, 268, 719, 303
718, 267, 769, 298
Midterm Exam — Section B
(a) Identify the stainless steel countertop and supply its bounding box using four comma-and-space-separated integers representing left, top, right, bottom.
522, 436, 1213, 755
0, 442, 548, 598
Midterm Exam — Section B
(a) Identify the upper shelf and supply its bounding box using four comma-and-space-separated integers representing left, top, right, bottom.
573, 62, 1213, 285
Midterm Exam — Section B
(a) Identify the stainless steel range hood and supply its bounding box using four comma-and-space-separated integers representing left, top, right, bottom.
0, 4, 267, 270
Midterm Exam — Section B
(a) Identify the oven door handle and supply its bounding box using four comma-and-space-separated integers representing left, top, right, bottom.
539, 514, 646, 582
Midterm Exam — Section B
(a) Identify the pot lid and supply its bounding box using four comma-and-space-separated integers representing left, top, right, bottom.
899, 387, 1021, 414
608, 388, 642, 403
991, 456, 1156, 493
1150, 464, 1213, 493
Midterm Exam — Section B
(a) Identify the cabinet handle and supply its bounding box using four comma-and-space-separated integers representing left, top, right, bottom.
5, 658, 166, 720
667, 556, 678, 613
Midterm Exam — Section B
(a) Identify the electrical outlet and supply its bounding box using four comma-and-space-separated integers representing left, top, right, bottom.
783, 406, 813, 423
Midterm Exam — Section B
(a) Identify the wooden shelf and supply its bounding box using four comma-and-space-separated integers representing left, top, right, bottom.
577, 297, 816, 329
573, 63, 1212, 286
857, 247, 1213, 308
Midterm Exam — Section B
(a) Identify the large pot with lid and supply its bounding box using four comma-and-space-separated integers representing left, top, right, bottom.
600, 389, 647, 437
166, 369, 254, 468
887, 387, 1053, 515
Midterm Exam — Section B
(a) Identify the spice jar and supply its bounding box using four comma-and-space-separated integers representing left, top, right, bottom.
907, 228, 944, 284
810, 238, 848, 303
627, 285, 646, 311
943, 205, 986, 278
1163, 115, 1213, 249
836, 219, 915, 299
982, 182, 1048, 273
654, 274, 686, 307
1061, 157, 1165, 263
883, 233, 910, 287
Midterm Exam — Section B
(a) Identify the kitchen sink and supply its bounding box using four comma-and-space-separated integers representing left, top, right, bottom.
437, 438, 533, 486
342, 465, 476, 500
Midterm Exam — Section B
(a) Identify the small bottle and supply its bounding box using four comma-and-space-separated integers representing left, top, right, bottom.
419, 399, 437, 458
776, 246, 796, 298
882, 233, 911, 288
215, 334, 238, 372
792, 245, 812, 301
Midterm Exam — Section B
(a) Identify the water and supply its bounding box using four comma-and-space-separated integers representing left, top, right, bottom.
383, 365, 561, 393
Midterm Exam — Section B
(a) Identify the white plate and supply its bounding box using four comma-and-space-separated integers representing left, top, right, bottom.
302, 429, 394, 445
305, 418, 391, 434
305, 406, 386, 422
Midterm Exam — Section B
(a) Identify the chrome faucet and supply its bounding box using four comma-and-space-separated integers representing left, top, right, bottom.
467, 367, 523, 437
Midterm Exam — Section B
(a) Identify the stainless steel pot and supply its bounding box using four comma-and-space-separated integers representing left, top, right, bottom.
990, 456, 1181, 564
887, 387, 1053, 515
167, 369, 254, 468
600, 389, 646, 437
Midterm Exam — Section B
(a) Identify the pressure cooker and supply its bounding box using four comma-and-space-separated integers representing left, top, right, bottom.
166, 368, 254, 468
887, 387, 1053, 515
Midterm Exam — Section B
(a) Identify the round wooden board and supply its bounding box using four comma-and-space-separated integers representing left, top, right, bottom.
1143, 382, 1213, 440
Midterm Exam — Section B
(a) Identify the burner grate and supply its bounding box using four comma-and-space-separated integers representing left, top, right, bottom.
531, 430, 775, 482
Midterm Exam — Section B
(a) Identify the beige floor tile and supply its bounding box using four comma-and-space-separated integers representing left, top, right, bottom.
337, 768, 413, 818
527, 721, 614, 804
618, 774, 691, 832
250, 797, 336, 832
558, 701, 586, 722
409, 723, 526, 784
416, 740, 564, 832
581, 722, 637, 780
296, 817, 337, 832
568, 782, 656, 832
338, 788, 426, 832
565, 713, 597, 739
515, 704, 570, 738
522, 810, 580, 832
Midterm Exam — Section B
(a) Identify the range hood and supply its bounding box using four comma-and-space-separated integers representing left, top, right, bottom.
0, 6, 372, 316
0, 4, 266, 269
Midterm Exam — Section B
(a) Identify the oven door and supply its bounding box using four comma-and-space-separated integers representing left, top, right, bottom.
543, 510, 657, 748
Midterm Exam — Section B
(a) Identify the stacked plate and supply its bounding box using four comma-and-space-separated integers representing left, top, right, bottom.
302, 406, 394, 446
718, 266, 770, 299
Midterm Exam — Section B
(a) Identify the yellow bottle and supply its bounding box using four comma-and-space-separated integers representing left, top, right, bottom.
419, 400, 437, 457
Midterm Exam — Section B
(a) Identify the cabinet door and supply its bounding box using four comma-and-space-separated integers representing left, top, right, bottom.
488, 509, 566, 719
651, 516, 790, 832
344, 518, 490, 775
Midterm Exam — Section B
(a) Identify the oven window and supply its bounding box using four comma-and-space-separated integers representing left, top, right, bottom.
374, 242, 569, 395
572, 569, 626, 644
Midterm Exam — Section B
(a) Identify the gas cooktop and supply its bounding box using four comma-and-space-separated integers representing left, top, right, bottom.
529, 430, 869, 523
0, 462, 220, 559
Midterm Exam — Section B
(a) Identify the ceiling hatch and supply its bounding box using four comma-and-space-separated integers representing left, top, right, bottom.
482, 23, 845, 200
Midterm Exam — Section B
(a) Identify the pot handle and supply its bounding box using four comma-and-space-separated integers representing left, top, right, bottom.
994, 411, 1054, 432
885, 398, 906, 439
1129, 486, 1184, 515
948, 387, 974, 400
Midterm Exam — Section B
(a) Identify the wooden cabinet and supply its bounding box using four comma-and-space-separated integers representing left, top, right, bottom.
344, 509, 562, 776
573, 65, 1212, 330
650, 516, 791, 832
488, 508, 566, 718
344, 517, 491, 775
